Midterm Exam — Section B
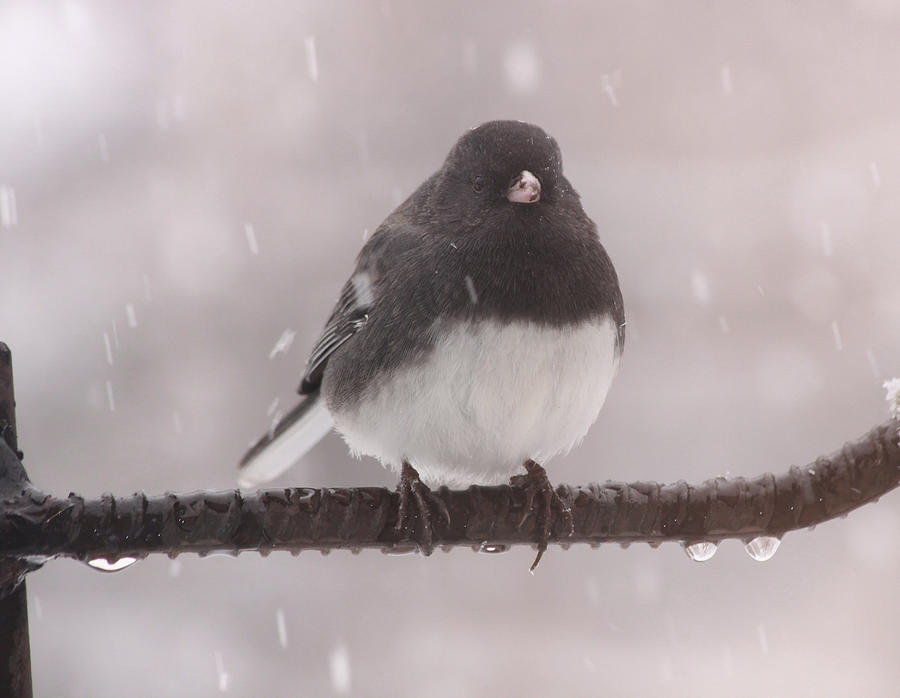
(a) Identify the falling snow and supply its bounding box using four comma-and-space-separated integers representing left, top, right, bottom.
884, 378, 900, 419
821, 222, 832, 256
34, 114, 44, 148
244, 223, 259, 255
125, 303, 138, 328
329, 644, 351, 695
717, 316, 730, 334
275, 608, 288, 649
32, 595, 43, 622
866, 348, 881, 378
831, 320, 843, 352
351, 271, 375, 308
97, 133, 109, 163
869, 161, 881, 188
464, 275, 478, 304
503, 41, 540, 94
720, 64, 733, 94
757, 624, 769, 654
214, 651, 229, 692
269, 329, 296, 359
690, 269, 711, 304
105, 381, 116, 412
462, 41, 477, 72
0, 185, 17, 228
103, 332, 113, 365
305, 36, 319, 83
600, 71, 622, 107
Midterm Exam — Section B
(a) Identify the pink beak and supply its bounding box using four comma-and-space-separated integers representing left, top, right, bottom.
507, 170, 541, 204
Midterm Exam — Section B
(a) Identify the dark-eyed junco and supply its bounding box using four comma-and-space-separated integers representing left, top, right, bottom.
239, 120, 625, 567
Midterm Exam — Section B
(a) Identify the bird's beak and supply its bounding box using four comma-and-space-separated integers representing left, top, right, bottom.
507, 170, 541, 204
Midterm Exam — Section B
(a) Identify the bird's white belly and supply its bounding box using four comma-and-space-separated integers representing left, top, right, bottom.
329, 317, 620, 488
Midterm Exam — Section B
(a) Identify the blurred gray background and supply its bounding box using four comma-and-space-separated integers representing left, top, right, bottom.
2, 1, 899, 696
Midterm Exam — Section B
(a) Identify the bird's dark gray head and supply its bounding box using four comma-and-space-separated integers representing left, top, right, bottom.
430, 120, 573, 220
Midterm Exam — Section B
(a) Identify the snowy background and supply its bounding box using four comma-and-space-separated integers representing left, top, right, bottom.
2, 2, 900, 696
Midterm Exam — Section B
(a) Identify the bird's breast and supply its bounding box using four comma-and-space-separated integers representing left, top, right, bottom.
326, 316, 620, 488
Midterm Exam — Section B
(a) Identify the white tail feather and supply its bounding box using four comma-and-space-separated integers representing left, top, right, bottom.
238, 398, 334, 488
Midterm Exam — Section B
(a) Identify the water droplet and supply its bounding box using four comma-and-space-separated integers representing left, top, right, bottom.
478, 542, 508, 554
86, 556, 138, 573
382, 544, 418, 556
682, 541, 718, 562
744, 536, 781, 561
647, 540, 661, 549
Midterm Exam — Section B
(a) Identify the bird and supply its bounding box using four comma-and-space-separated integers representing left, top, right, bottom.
238, 120, 625, 568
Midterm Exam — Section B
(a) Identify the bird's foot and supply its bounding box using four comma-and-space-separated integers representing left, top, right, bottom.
510, 459, 575, 571
395, 461, 450, 555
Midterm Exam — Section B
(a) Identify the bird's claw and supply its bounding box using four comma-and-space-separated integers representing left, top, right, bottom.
511, 459, 574, 571
395, 462, 450, 554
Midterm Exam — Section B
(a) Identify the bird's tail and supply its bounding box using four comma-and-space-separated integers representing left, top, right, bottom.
237, 392, 334, 488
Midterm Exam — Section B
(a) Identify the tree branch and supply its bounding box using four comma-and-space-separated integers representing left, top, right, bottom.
1, 419, 897, 567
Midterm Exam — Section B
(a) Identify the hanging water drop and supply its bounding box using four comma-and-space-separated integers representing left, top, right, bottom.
381, 544, 418, 556
682, 541, 718, 562
744, 536, 781, 561
86, 556, 139, 572
478, 542, 508, 554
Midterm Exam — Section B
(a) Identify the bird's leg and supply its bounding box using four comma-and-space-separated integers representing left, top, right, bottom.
395, 461, 450, 555
510, 459, 575, 571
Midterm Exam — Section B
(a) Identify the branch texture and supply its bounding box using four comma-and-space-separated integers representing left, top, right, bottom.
1, 420, 897, 564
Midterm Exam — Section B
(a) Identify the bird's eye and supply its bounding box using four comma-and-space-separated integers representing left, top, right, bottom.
472, 175, 485, 193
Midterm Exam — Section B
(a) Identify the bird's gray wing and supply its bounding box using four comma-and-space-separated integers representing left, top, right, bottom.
298, 269, 375, 394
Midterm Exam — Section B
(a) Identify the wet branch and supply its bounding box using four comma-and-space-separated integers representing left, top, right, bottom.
1, 420, 897, 567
